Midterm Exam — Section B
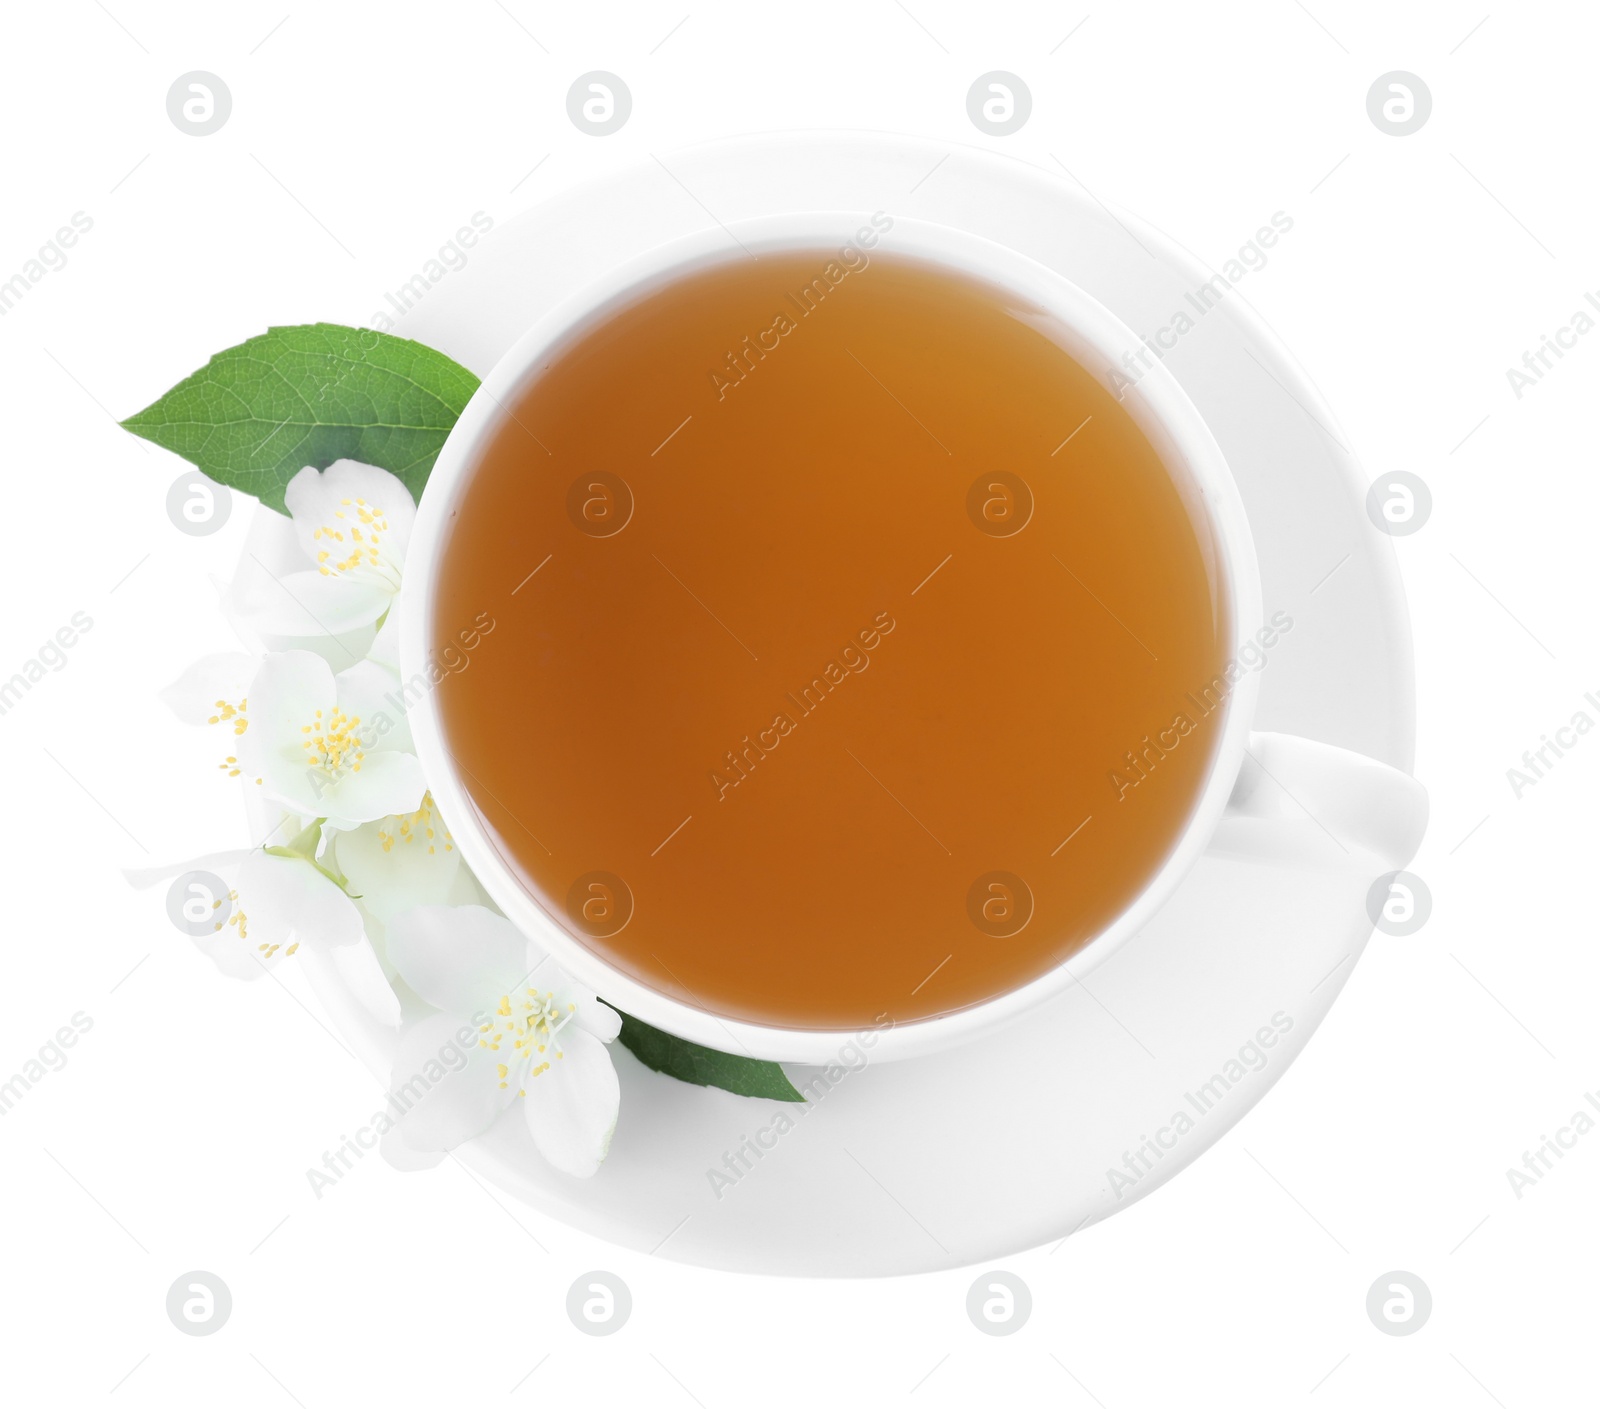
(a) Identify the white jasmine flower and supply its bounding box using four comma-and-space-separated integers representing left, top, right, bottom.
382, 906, 622, 1179
333, 792, 476, 923
286, 459, 414, 632
219, 508, 377, 669
162, 637, 421, 827
236, 649, 424, 832
160, 652, 256, 727
127, 841, 363, 979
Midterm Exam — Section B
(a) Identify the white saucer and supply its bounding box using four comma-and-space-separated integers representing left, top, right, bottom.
307, 132, 1418, 1276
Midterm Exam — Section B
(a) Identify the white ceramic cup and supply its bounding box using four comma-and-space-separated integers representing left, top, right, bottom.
401, 213, 1428, 1065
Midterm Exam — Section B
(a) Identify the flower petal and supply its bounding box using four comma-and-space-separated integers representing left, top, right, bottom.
575, 993, 623, 1044
304, 922, 402, 1028
237, 651, 338, 814
194, 925, 278, 981
220, 509, 378, 665
522, 1027, 620, 1178
236, 847, 365, 952
286, 454, 416, 537
159, 654, 257, 725
332, 798, 463, 923
285, 460, 416, 563
368, 611, 402, 671
246, 569, 394, 638
320, 750, 427, 832
385, 905, 529, 1014
380, 1122, 447, 1172
522, 952, 622, 1044
121, 850, 260, 982
164, 849, 360, 980
124, 850, 248, 891
334, 658, 413, 754
386, 1010, 514, 1153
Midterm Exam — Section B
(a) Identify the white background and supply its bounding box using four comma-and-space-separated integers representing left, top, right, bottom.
1, 0, 1595, 1403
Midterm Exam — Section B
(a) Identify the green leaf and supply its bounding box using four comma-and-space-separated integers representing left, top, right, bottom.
606, 1005, 805, 1102
121, 323, 479, 512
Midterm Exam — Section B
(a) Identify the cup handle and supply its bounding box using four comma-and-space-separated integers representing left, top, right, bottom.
1225, 731, 1428, 871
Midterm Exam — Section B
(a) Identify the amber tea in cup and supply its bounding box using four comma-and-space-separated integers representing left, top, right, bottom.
432, 240, 1231, 1031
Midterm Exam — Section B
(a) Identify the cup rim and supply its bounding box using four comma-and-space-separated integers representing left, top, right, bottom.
400, 210, 1264, 1065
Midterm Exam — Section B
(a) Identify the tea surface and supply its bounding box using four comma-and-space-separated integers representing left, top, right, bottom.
433, 246, 1231, 1030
